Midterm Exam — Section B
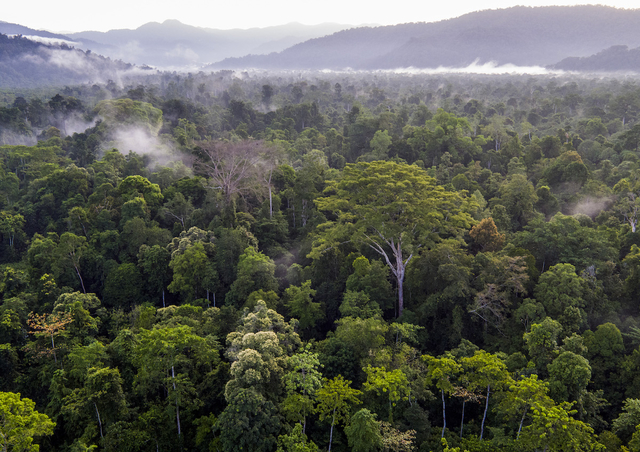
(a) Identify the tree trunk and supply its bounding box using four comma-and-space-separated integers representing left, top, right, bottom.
398, 275, 404, 318
268, 169, 273, 219
441, 389, 446, 438
94, 401, 103, 438
162, 289, 166, 308
480, 384, 490, 440
74, 265, 86, 294
517, 405, 528, 439
172, 366, 181, 436
460, 400, 466, 438
51, 333, 57, 364
328, 408, 336, 452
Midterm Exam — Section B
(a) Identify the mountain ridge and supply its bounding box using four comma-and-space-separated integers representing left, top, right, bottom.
209, 5, 640, 70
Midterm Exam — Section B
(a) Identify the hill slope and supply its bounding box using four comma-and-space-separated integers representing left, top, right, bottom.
550, 45, 640, 72
66, 20, 357, 68
0, 34, 150, 88
209, 6, 640, 70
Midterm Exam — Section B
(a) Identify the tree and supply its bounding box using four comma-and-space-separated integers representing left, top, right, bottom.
497, 375, 553, 439
423, 354, 461, 438
379, 422, 416, 452
363, 365, 410, 422
344, 409, 382, 452
315, 375, 362, 452
0, 391, 55, 452
282, 346, 323, 433
137, 245, 172, 307
134, 325, 218, 438
535, 263, 586, 332
195, 139, 265, 205
220, 301, 300, 451
218, 387, 282, 452
313, 161, 473, 316
0, 212, 25, 251
613, 399, 640, 442
520, 400, 601, 452
284, 281, 323, 332
27, 311, 73, 364
276, 424, 319, 452
461, 350, 511, 440
369, 130, 392, 160
61, 366, 127, 441
547, 351, 591, 405
469, 218, 505, 252
168, 242, 217, 303
524, 318, 563, 373
56, 232, 88, 294
225, 247, 278, 307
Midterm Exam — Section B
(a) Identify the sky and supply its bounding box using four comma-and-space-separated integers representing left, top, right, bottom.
3, 0, 640, 33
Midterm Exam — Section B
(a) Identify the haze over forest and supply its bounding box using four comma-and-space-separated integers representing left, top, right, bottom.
6, 4, 640, 452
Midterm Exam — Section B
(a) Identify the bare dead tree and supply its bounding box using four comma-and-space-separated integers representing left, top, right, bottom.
195, 140, 266, 204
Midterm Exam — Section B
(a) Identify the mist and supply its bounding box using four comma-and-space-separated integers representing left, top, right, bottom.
102, 125, 183, 169
570, 197, 614, 218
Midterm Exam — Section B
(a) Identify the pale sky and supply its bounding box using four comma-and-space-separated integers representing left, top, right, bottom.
4, 0, 640, 33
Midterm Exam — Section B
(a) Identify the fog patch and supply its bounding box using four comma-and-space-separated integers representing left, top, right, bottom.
0, 131, 37, 146
10, 34, 79, 47
388, 60, 556, 75
65, 114, 98, 136
102, 126, 182, 169
570, 197, 613, 218
17, 46, 159, 87
165, 45, 199, 63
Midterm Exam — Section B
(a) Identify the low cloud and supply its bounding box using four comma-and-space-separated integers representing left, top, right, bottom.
389, 60, 555, 75
570, 197, 613, 218
102, 125, 182, 169
10, 34, 79, 47
0, 131, 37, 146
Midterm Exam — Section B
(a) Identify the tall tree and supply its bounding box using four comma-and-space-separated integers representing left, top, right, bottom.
0, 391, 55, 452
312, 161, 473, 316
315, 375, 362, 452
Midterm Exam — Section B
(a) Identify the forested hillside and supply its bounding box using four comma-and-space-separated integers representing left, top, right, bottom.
0, 34, 151, 88
210, 5, 640, 70
4, 71, 640, 451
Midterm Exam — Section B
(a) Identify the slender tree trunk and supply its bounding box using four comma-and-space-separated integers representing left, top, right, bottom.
94, 401, 103, 438
480, 384, 490, 440
460, 400, 466, 438
51, 333, 57, 364
517, 405, 528, 439
268, 168, 273, 220
441, 389, 446, 438
162, 289, 166, 308
172, 366, 181, 436
328, 408, 336, 452
398, 276, 404, 318
74, 265, 86, 294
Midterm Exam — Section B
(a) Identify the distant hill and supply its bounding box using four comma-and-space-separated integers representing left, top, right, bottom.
66, 20, 357, 68
209, 5, 640, 70
0, 21, 71, 41
550, 45, 640, 72
0, 34, 151, 88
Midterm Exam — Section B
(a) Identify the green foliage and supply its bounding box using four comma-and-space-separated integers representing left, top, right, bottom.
344, 408, 382, 452
0, 391, 55, 452
94, 99, 163, 135
284, 281, 322, 332
276, 424, 319, 452
225, 247, 278, 307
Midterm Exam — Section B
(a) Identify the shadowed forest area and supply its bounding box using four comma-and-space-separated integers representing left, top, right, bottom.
3, 71, 640, 451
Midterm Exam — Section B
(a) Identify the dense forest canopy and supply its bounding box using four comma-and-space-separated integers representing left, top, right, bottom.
4, 70, 640, 451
